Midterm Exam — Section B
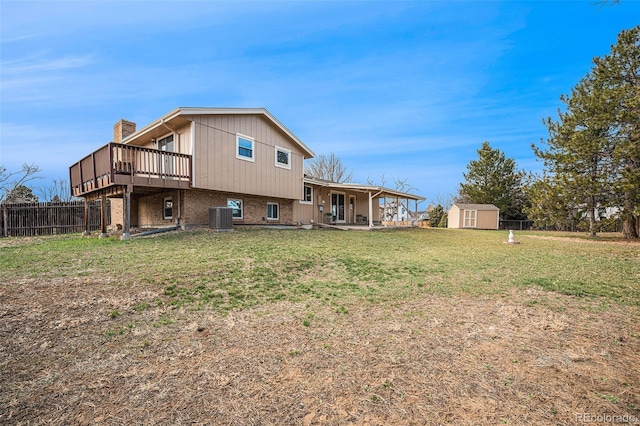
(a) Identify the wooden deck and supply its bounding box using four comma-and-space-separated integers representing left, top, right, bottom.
69, 143, 192, 198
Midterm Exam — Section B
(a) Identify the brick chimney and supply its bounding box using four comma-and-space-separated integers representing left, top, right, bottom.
114, 119, 136, 143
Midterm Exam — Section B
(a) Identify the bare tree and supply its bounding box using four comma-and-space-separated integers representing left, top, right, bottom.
366, 173, 386, 187
305, 153, 353, 183
37, 178, 73, 202
392, 177, 417, 194
0, 163, 41, 202
433, 193, 454, 211
368, 175, 419, 221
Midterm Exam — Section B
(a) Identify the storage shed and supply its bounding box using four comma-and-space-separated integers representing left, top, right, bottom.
448, 203, 499, 230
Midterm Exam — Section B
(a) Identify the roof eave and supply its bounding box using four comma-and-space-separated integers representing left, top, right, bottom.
304, 177, 425, 201
121, 107, 316, 159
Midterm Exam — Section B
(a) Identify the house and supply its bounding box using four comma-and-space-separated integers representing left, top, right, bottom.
297, 177, 424, 227
416, 211, 429, 221
69, 107, 424, 236
379, 200, 414, 222
447, 203, 499, 230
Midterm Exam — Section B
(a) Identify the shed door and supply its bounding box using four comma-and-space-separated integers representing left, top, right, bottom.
464, 210, 477, 228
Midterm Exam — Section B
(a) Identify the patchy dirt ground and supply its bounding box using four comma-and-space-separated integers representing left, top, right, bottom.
1, 276, 639, 425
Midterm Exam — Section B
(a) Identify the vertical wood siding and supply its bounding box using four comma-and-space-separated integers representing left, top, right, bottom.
189, 115, 304, 200
448, 205, 461, 228
477, 211, 499, 230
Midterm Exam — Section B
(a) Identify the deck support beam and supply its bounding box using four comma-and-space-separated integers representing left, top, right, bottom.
99, 193, 108, 238
122, 186, 131, 240
82, 199, 90, 236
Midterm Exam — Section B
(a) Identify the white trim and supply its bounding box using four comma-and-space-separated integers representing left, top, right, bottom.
274, 145, 292, 170
190, 121, 195, 187
236, 133, 255, 162
266, 202, 279, 220
122, 107, 315, 159
463, 209, 477, 228
227, 198, 243, 220
300, 184, 313, 205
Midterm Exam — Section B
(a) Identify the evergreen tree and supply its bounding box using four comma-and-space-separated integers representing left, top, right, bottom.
525, 174, 579, 231
593, 26, 640, 238
428, 204, 445, 228
458, 141, 527, 220
533, 26, 639, 238
5, 185, 39, 203
534, 73, 616, 237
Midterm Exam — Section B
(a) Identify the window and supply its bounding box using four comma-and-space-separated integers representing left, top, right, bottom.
301, 185, 313, 204
267, 202, 279, 220
227, 199, 243, 219
275, 146, 291, 169
331, 192, 345, 222
163, 197, 173, 220
464, 209, 477, 228
157, 134, 174, 152
236, 134, 255, 162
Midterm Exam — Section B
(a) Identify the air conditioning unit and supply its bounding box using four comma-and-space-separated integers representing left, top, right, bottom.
209, 207, 234, 231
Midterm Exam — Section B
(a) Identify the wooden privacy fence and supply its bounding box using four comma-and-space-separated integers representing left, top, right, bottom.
0, 201, 109, 237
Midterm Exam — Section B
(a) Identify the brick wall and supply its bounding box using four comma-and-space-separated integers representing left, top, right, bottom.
110, 198, 123, 229
108, 189, 294, 229
113, 119, 136, 143
136, 191, 179, 227
183, 189, 293, 226
108, 195, 141, 229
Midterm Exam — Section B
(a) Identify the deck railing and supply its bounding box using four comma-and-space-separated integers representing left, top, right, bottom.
70, 143, 191, 197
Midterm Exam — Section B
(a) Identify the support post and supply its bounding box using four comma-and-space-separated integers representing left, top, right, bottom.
368, 191, 374, 229
99, 193, 108, 238
82, 198, 90, 236
122, 187, 131, 240
382, 195, 386, 226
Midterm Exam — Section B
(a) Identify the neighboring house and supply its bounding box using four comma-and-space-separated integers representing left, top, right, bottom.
447, 203, 499, 230
379, 201, 414, 222
69, 107, 423, 236
416, 211, 429, 221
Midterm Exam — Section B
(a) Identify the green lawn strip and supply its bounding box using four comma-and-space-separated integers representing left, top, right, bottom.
1, 228, 638, 314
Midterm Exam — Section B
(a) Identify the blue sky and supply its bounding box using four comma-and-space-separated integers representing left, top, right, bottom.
1, 1, 638, 205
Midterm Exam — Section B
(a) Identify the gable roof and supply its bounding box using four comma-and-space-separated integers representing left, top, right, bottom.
121, 107, 315, 159
452, 203, 499, 211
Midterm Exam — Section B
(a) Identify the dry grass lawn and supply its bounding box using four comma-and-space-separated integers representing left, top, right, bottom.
1, 228, 639, 425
